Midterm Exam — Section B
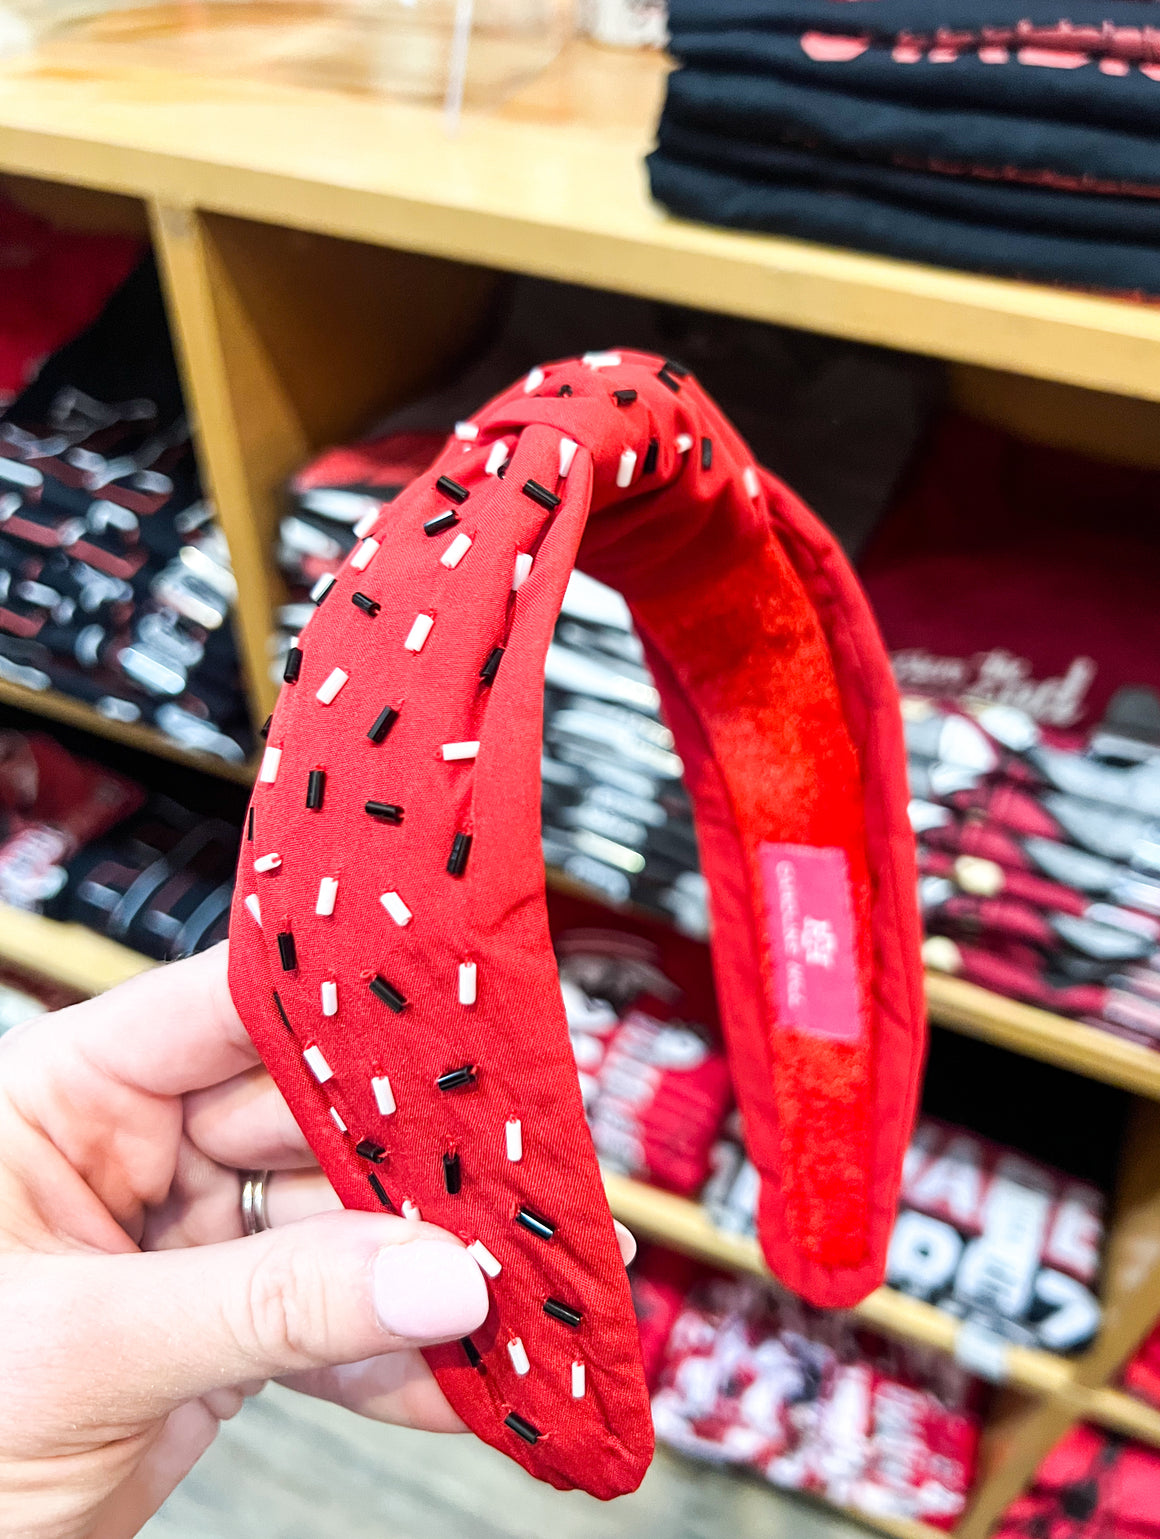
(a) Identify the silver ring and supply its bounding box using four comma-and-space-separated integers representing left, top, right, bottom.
240, 1170, 273, 1236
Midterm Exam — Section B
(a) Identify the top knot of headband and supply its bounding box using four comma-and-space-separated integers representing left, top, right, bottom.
228, 350, 925, 1500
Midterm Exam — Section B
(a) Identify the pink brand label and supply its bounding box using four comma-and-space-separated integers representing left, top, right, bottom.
758, 843, 865, 1044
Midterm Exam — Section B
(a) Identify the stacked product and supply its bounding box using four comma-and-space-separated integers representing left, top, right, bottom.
557, 925, 733, 1194
650, 0, 1160, 294
996, 1425, 1160, 1539
650, 1269, 984, 1527
704, 1114, 1105, 1354
0, 262, 248, 762
1122, 1323, 1160, 1411
863, 414, 1160, 1040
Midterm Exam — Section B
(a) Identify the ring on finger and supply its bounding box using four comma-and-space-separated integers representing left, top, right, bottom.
240, 1169, 274, 1236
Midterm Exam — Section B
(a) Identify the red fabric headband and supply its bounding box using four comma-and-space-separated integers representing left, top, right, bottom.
228, 351, 924, 1499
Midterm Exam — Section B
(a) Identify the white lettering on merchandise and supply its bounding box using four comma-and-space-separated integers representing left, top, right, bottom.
891, 648, 1096, 727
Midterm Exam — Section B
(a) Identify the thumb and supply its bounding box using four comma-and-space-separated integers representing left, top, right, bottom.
17, 1214, 489, 1430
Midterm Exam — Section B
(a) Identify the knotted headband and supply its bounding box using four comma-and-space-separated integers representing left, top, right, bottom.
228, 351, 925, 1499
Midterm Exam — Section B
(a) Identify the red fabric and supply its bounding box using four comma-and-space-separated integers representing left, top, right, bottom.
997, 1425, 1160, 1539
228, 353, 923, 1496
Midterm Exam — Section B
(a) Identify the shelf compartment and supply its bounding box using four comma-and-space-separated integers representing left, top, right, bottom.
0, 903, 155, 993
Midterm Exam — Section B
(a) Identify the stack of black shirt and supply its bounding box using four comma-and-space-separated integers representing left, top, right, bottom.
649, 0, 1160, 293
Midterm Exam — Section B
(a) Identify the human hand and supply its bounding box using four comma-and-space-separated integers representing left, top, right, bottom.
0, 942, 492, 1539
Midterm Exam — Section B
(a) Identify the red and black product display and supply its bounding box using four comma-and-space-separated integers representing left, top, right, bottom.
645, 1258, 985, 1528
651, 0, 1160, 295
0, 260, 248, 762
230, 350, 924, 1496
861, 414, 1160, 1045
997, 1425, 1160, 1539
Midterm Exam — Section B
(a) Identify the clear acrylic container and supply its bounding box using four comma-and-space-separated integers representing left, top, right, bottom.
33, 0, 574, 103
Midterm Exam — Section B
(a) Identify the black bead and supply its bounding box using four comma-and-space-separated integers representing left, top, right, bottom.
260, 714, 271, 739
662, 358, 690, 378
480, 646, 504, 685
435, 475, 470, 505
701, 436, 713, 470
504, 1412, 541, 1445
447, 832, 472, 877
367, 705, 399, 744
436, 1065, 477, 1092
272, 990, 293, 1032
369, 975, 407, 1013
365, 800, 404, 823
276, 932, 297, 971
247, 807, 254, 842
356, 1138, 388, 1164
642, 438, 659, 476
443, 1151, 462, 1194
367, 1171, 394, 1210
557, 383, 573, 396
313, 575, 334, 605
656, 367, 681, 394
613, 388, 638, 406
283, 646, 302, 683
461, 1336, 484, 1370
423, 509, 459, 537
306, 769, 326, 810
522, 479, 561, 512
351, 591, 381, 617
543, 1297, 582, 1328
515, 1206, 555, 1241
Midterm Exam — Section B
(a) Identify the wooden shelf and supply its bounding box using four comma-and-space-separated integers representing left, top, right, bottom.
2, 41, 1160, 402
602, 1171, 1072, 1400
0, 903, 154, 993
1086, 1387, 1160, 1449
925, 973, 1160, 1101
0, 676, 256, 783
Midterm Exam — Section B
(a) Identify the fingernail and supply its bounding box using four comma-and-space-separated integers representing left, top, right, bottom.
373, 1241, 489, 1341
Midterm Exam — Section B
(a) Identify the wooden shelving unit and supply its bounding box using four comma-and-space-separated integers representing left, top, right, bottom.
2, 30, 1160, 1536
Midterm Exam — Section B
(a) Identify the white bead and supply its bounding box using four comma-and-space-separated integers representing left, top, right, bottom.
244, 893, 262, 927
506, 1118, 523, 1162
485, 441, 510, 476
743, 466, 760, 499
315, 876, 338, 916
353, 507, 379, 538
402, 1199, 422, 1221
558, 437, 579, 477
404, 613, 434, 652
321, 980, 338, 1016
572, 1361, 586, 1399
380, 890, 413, 927
524, 366, 545, 393
512, 552, 533, 591
458, 961, 478, 1006
675, 434, 694, 453
441, 740, 480, 761
329, 1106, 347, 1133
316, 667, 348, 705
310, 572, 335, 603
371, 1075, 397, 1115
350, 536, 379, 571
253, 852, 282, 873
616, 449, 637, 488
303, 1045, 334, 1084
468, 1240, 502, 1278
507, 1338, 531, 1376
440, 531, 473, 569
258, 746, 282, 784
455, 421, 479, 440
582, 351, 621, 369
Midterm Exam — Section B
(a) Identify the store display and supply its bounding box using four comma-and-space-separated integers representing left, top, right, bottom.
229, 350, 922, 1496
0, 259, 250, 761
650, 0, 1160, 293
861, 413, 1160, 1038
996, 1425, 1160, 1539
650, 1268, 984, 1528
0, 192, 142, 407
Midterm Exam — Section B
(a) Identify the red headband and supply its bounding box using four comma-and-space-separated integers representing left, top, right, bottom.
228, 351, 924, 1499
